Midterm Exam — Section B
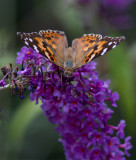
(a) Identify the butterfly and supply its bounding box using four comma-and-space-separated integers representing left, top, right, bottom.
17, 30, 125, 76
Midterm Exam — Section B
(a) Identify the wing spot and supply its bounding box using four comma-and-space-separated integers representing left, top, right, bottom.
46, 46, 54, 55
84, 58, 89, 63
46, 37, 51, 40
93, 45, 98, 50
88, 54, 92, 58
25, 41, 29, 45
50, 56, 56, 62
43, 42, 47, 48
45, 49, 52, 56
113, 41, 117, 44
108, 42, 112, 45
89, 40, 94, 43
29, 38, 33, 42
91, 54, 95, 59
101, 48, 108, 55
88, 53, 95, 59
112, 45, 116, 49
33, 45, 39, 53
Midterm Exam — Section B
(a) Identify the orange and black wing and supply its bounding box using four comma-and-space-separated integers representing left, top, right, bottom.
17, 30, 68, 68
72, 34, 125, 69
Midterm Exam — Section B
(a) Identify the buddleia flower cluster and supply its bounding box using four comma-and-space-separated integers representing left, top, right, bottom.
0, 46, 132, 160
74, 0, 134, 30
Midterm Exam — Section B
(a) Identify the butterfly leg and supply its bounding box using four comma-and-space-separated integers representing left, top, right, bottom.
73, 69, 87, 92
60, 73, 63, 90
55, 66, 63, 90
73, 74, 87, 90
78, 69, 83, 80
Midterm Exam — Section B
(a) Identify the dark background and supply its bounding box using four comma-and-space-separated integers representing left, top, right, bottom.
0, 0, 136, 159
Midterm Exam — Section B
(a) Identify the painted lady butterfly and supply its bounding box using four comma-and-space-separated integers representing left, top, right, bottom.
17, 30, 125, 76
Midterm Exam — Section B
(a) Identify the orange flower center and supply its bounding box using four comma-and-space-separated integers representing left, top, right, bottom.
109, 142, 112, 146
73, 101, 77, 106
96, 135, 100, 140
27, 51, 31, 55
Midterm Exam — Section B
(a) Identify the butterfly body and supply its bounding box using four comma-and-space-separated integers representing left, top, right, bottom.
63, 47, 75, 76
17, 30, 125, 76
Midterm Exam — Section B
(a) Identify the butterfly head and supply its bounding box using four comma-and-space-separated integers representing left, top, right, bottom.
64, 68, 73, 77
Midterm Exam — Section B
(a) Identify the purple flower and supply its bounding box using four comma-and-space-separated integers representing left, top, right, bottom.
75, 0, 134, 30
105, 90, 119, 107
0, 78, 6, 87
117, 120, 126, 139
16, 46, 43, 65
89, 147, 105, 160
100, 0, 134, 29
114, 151, 125, 160
119, 136, 132, 157
107, 120, 126, 139
101, 0, 133, 10
103, 136, 120, 153
0, 46, 132, 159
17, 65, 31, 75
0, 73, 9, 87
30, 80, 46, 104
107, 15, 133, 30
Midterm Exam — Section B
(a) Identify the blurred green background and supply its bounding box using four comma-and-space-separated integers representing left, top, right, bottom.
0, 0, 136, 159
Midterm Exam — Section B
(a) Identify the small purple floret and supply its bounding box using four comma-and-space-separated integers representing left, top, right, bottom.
0, 79, 6, 87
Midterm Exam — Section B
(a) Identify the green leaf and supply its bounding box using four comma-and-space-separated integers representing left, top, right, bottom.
4, 98, 42, 160
8, 99, 42, 144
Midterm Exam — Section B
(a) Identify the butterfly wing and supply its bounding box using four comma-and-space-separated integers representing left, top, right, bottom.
39, 30, 68, 64
17, 30, 68, 68
72, 34, 102, 68
72, 34, 125, 69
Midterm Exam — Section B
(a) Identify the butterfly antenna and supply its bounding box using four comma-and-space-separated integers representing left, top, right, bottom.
60, 73, 63, 90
